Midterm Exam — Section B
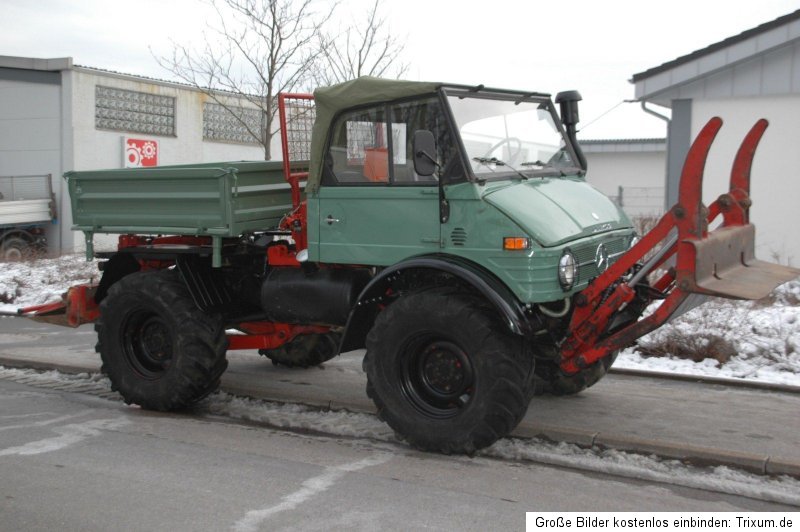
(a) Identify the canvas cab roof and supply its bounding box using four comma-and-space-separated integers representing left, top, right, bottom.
308, 77, 442, 192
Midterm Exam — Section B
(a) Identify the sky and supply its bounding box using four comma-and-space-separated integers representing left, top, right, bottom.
3, 0, 800, 139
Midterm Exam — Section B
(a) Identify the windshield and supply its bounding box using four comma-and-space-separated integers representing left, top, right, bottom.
445, 91, 578, 179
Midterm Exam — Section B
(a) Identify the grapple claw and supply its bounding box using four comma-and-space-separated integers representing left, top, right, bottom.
678, 118, 799, 300
559, 116, 799, 374
730, 118, 768, 203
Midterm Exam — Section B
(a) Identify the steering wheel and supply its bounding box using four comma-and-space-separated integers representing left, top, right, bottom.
482, 137, 522, 165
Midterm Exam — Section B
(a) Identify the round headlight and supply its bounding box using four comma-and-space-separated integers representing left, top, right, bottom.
629, 235, 641, 249
558, 251, 577, 290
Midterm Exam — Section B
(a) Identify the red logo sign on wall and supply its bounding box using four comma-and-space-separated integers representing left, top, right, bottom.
124, 137, 159, 167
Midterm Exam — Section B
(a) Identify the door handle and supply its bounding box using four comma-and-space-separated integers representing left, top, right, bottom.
326, 215, 341, 225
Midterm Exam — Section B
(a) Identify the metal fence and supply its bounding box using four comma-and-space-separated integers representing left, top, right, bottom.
608, 185, 664, 217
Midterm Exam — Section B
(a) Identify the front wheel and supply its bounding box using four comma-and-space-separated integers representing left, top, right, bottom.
364, 289, 533, 454
96, 270, 228, 410
531, 352, 618, 396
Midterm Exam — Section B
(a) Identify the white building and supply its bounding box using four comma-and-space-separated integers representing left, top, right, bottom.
633, 9, 800, 266
0, 56, 270, 254
581, 138, 666, 218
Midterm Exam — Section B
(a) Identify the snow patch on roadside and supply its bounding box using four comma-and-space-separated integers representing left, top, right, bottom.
0, 254, 100, 313
203, 392, 394, 441
487, 439, 800, 507
617, 279, 800, 386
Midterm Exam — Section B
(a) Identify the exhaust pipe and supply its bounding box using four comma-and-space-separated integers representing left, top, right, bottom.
555, 90, 587, 171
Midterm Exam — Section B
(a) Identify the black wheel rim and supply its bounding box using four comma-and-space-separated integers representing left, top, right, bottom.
399, 335, 475, 419
121, 310, 173, 379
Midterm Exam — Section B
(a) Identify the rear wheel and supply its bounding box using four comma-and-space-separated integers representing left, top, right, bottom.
259, 332, 340, 368
96, 270, 228, 410
364, 289, 533, 454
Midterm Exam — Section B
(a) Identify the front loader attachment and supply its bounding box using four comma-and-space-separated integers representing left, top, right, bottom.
559, 117, 800, 375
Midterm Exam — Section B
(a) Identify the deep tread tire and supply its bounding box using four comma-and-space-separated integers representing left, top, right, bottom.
260, 333, 340, 368
95, 270, 228, 410
531, 351, 618, 396
364, 289, 533, 454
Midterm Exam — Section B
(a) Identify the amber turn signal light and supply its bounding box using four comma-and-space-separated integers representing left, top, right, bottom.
503, 237, 530, 250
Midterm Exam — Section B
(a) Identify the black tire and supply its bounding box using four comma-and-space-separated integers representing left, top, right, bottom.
96, 270, 228, 410
1, 237, 30, 262
531, 351, 618, 396
259, 332, 340, 368
364, 289, 533, 454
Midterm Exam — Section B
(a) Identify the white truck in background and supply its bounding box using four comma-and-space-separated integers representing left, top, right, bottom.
0, 175, 55, 260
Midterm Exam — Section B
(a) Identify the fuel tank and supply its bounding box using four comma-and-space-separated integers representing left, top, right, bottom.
260, 267, 372, 325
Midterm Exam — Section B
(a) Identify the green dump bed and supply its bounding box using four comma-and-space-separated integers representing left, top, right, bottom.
66, 161, 296, 238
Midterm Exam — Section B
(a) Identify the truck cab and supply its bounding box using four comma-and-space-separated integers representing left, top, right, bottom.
306, 79, 635, 304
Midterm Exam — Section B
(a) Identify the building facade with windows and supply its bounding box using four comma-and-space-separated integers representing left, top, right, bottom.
0, 56, 272, 254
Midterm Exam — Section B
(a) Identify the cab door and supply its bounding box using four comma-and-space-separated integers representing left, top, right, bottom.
316, 97, 455, 266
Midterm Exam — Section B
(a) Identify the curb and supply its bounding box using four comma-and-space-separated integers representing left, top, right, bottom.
611, 367, 800, 394
2, 355, 799, 478
512, 423, 800, 477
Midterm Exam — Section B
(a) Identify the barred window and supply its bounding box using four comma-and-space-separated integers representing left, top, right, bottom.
95, 86, 175, 136
203, 103, 264, 144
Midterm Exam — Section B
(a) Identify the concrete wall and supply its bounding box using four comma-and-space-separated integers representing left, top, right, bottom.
584, 151, 666, 218
0, 71, 62, 250
692, 95, 800, 266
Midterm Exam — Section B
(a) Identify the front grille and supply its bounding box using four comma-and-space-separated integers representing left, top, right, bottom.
572, 236, 628, 282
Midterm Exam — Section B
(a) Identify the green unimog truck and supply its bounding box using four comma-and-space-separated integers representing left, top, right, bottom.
36, 77, 794, 454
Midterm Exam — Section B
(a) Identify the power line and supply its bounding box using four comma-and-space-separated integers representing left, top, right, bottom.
577, 100, 626, 133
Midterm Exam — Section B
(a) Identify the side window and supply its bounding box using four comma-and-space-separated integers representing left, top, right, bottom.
324, 97, 464, 186
327, 106, 389, 184
390, 98, 464, 185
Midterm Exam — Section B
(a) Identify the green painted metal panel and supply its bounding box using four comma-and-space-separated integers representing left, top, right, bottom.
440, 181, 635, 302
315, 185, 440, 264
65, 161, 295, 237
482, 177, 631, 247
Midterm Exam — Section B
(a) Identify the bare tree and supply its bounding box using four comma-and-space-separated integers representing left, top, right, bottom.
157, 0, 330, 160
313, 0, 408, 86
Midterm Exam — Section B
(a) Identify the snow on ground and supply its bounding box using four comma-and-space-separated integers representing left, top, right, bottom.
2, 365, 799, 506
0, 254, 798, 385
617, 279, 800, 386
0, 254, 100, 313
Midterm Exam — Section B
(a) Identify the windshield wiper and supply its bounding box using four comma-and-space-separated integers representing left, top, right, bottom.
519, 160, 549, 167
471, 157, 529, 180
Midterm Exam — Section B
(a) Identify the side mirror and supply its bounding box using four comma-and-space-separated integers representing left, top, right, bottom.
413, 130, 437, 177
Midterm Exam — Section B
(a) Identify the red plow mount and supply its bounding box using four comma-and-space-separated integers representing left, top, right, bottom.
559, 117, 800, 375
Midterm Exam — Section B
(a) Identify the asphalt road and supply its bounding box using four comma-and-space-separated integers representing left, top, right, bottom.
1, 378, 794, 532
